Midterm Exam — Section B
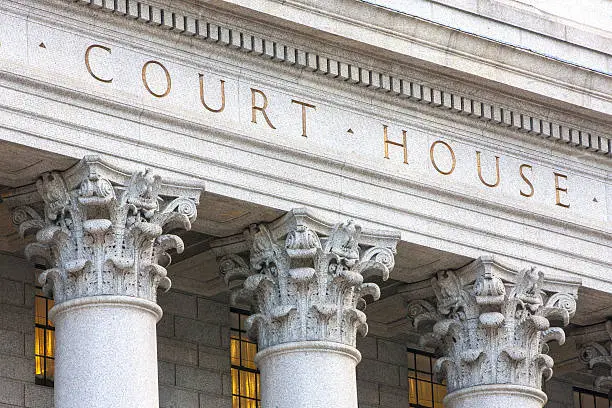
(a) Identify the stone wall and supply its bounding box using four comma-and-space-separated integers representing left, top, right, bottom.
0, 254, 53, 408
0, 253, 234, 408
156, 290, 231, 408
544, 378, 575, 408
156, 289, 412, 408
355, 337, 410, 408
0, 254, 411, 408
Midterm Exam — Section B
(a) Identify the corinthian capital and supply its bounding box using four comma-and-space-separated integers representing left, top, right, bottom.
578, 320, 612, 390
217, 208, 400, 350
408, 256, 579, 393
8, 156, 202, 304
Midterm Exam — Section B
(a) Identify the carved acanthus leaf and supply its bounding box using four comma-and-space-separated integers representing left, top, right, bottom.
222, 217, 398, 350
218, 254, 251, 286
10, 156, 201, 304
578, 319, 612, 392
411, 258, 577, 393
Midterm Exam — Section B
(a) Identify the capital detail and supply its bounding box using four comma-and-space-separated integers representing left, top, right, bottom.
9, 156, 202, 304
218, 209, 400, 350
578, 319, 612, 390
408, 256, 579, 393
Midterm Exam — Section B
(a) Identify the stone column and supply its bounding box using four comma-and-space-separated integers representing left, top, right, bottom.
218, 209, 399, 408
408, 256, 579, 408
9, 156, 202, 408
578, 319, 612, 391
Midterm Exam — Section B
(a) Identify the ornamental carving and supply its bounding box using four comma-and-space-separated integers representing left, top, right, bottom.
409, 257, 578, 393
578, 320, 612, 390
10, 156, 202, 304
219, 210, 399, 350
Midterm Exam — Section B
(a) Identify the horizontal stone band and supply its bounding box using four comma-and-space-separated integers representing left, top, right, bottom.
71, 0, 610, 157
254, 340, 362, 365
48, 295, 164, 322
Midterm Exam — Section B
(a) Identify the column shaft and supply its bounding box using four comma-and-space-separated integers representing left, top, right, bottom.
256, 341, 360, 408
51, 296, 162, 408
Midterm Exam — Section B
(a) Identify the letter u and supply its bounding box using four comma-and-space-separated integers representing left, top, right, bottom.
476, 151, 500, 187
199, 73, 225, 113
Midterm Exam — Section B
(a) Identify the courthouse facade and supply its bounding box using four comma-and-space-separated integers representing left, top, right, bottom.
0, 0, 610, 407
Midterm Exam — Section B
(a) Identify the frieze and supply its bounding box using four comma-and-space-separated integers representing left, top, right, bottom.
52, 41, 595, 210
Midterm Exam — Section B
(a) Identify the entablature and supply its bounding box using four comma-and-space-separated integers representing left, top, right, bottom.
0, 0, 609, 293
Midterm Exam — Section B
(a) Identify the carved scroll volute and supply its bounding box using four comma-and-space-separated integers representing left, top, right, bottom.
9, 156, 202, 304
409, 258, 578, 393
221, 214, 399, 351
578, 319, 612, 391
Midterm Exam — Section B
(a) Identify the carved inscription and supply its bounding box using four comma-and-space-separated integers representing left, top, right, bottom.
83, 44, 575, 209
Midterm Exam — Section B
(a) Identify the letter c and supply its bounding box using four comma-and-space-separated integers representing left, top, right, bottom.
85, 44, 113, 83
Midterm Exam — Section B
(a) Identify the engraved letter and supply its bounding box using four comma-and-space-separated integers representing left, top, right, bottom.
383, 125, 408, 164
519, 164, 534, 197
291, 99, 316, 137
85, 44, 113, 83
430, 140, 456, 175
142, 60, 171, 98
251, 88, 276, 129
199, 74, 225, 113
554, 172, 570, 208
476, 151, 500, 187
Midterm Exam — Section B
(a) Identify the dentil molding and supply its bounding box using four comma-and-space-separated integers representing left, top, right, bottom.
7, 155, 203, 304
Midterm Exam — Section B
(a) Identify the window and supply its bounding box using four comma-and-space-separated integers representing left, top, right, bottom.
34, 288, 55, 386
407, 348, 446, 408
573, 387, 609, 408
230, 309, 260, 408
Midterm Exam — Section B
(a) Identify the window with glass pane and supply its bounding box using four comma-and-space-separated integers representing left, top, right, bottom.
35, 288, 55, 386
407, 348, 446, 408
573, 387, 610, 408
230, 309, 260, 408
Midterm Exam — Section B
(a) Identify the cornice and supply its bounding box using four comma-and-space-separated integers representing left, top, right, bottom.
199, 1, 612, 118
363, 0, 612, 67
61, 0, 611, 158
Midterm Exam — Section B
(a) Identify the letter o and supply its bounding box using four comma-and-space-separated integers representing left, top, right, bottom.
141, 60, 171, 98
430, 140, 456, 175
